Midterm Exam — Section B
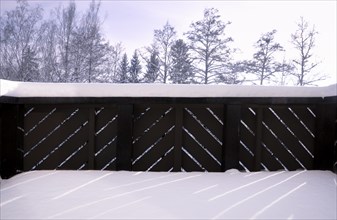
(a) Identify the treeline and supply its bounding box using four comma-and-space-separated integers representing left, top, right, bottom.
0, 0, 325, 85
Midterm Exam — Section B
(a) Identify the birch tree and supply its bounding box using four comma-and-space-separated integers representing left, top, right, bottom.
55, 2, 77, 82
154, 22, 176, 83
39, 19, 58, 82
291, 17, 324, 86
0, 0, 43, 81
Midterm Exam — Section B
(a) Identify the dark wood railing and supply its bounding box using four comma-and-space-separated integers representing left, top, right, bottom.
0, 83, 336, 178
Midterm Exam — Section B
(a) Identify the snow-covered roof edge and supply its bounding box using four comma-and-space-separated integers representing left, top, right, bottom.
0, 79, 336, 98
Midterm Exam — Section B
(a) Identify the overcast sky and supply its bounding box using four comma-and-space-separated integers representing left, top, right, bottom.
1, 0, 336, 85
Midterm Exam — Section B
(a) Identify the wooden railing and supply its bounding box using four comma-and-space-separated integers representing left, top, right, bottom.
0, 81, 336, 178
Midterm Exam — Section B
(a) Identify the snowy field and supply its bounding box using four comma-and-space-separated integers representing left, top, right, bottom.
0, 170, 336, 219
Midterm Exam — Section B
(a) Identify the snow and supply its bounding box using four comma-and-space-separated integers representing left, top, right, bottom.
0, 170, 336, 219
0, 79, 336, 98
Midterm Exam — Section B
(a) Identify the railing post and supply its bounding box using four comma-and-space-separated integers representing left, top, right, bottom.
116, 104, 133, 171
222, 104, 241, 171
254, 107, 263, 171
174, 105, 183, 171
0, 104, 24, 178
314, 103, 336, 170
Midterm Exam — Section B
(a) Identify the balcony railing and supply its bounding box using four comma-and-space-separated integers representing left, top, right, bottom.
0, 80, 336, 178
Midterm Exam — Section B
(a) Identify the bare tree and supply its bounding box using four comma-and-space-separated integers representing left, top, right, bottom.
217, 62, 244, 84
39, 19, 58, 82
0, 0, 43, 81
185, 8, 233, 84
76, 0, 110, 83
291, 17, 325, 86
104, 42, 124, 83
154, 22, 176, 83
55, 1, 77, 82
243, 30, 292, 85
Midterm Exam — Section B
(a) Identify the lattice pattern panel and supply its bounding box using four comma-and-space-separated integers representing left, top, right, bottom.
24, 106, 89, 170
239, 106, 316, 171
182, 106, 223, 172
23, 105, 118, 171
94, 107, 118, 170
132, 105, 175, 171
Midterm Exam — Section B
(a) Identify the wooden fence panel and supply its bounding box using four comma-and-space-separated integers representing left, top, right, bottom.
182, 106, 223, 172
1, 96, 335, 178
24, 106, 89, 170
132, 104, 175, 171
94, 106, 118, 170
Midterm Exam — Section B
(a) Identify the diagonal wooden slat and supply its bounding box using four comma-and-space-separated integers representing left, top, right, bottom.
24, 107, 83, 153
182, 147, 204, 171
57, 142, 89, 170
149, 147, 174, 172
186, 106, 223, 144
183, 128, 221, 171
95, 137, 117, 170
24, 106, 56, 135
24, 107, 89, 170
133, 105, 173, 139
95, 110, 118, 156
206, 107, 224, 125
262, 120, 306, 170
272, 107, 314, 156
263, 107, 313, 169
290, 107, 316, 135
24, 107, 74, 153
240, 121, 256, 156
133, 108, 175, 160
133, 129, 174, 171
133, 105, 150, 121
183, 108, 221, 161
241, 107, 257, 135
95, 107, 118, 135
33, 122, 89, 170
261, 143, 285, 171
239, 141, 254, 171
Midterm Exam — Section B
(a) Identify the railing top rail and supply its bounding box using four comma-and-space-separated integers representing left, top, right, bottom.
1, 79, 336, 99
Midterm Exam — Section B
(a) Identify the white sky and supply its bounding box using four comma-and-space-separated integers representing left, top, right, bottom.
1, 0, 336, 85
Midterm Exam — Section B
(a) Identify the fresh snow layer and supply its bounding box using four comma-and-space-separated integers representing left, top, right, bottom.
0, 79, 336, 98
0, 170, 336, 219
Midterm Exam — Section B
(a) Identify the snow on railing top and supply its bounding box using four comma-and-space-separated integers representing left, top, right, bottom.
0, 79, 336, 98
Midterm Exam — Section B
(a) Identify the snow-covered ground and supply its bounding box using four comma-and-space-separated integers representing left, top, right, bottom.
0, 79, 336, 98
0, 170, 336, 219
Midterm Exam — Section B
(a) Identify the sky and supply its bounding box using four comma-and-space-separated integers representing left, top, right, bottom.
0, 0, 336, 85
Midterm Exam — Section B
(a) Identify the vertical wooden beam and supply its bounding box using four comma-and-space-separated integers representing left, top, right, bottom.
0, 103, 3, 177
222, 105, 241, 171
116, 104, 133, 171
0, 104, 23, 178
254, 107, 263, 171
88, 107, 96, 169
314, 103, 336, 170
16, 105, 25, 173
174, 105, 183, 171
